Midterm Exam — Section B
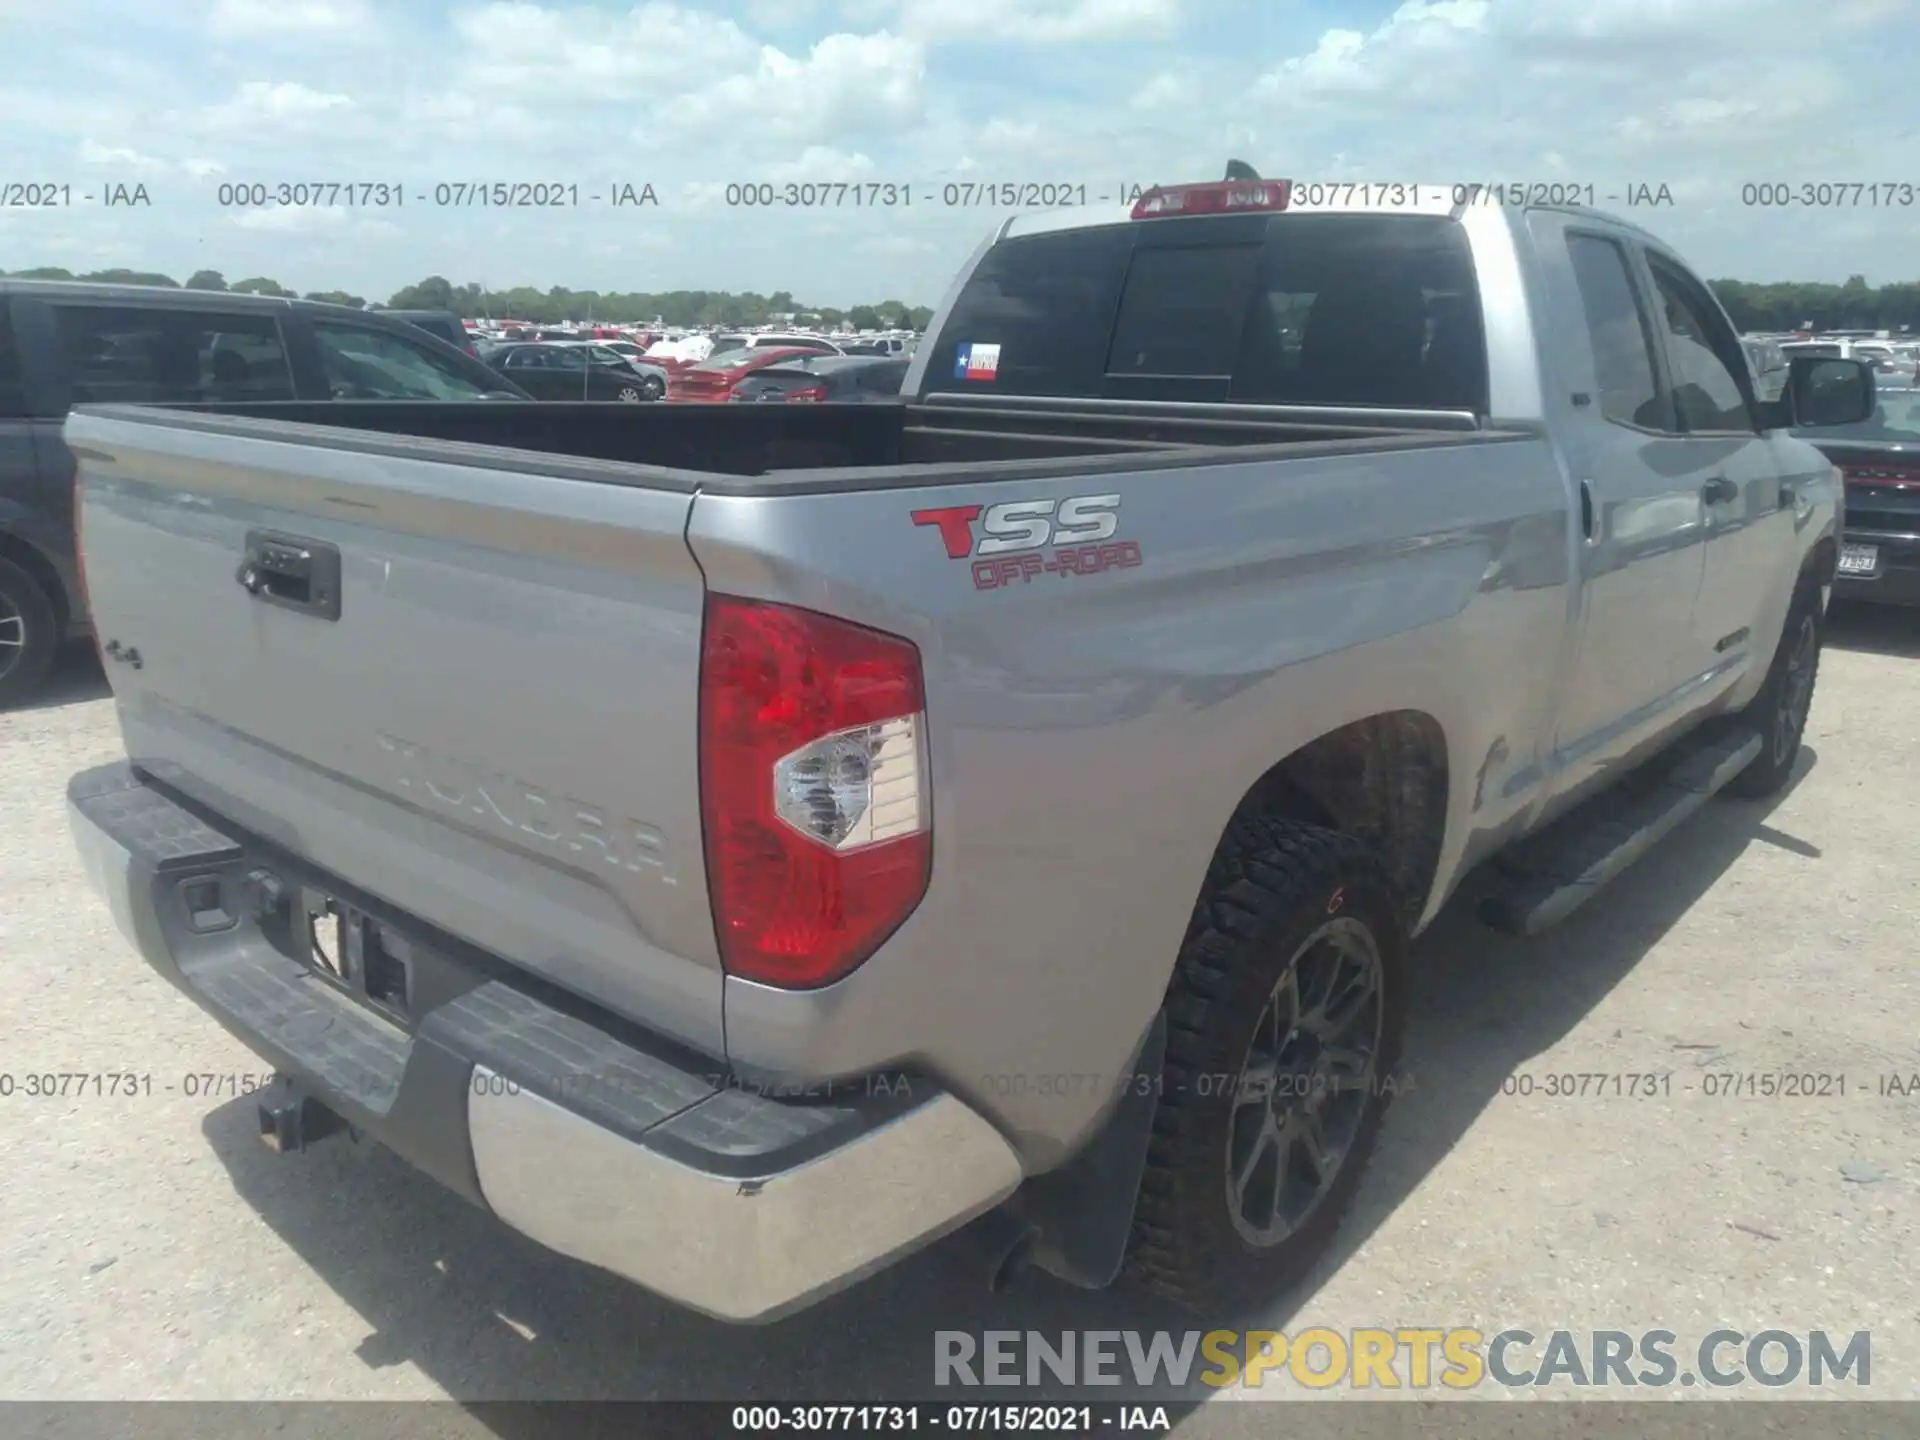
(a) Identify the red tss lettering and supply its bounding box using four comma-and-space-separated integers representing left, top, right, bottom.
916, 496, 1140, 590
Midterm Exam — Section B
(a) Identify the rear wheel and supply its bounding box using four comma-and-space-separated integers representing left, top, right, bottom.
616, 384, 644, 403
1724, 578, 1821, 799
1124, 816, 1406, 1309
0, 556, 59, 709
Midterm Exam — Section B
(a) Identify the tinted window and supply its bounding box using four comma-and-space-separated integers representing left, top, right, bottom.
314, 322, 491, 400
52, 305, 295, 405
1565, 234, 1667, 430
859, 360, 908, 393
924, 214, 1485, 409
499, 348, 544, 369
544, 347, 588, 371
1230, 216, 1486, 410
0, 305, 26, 417
921, 224, 1135, 396
1107, 243, 1263, 378
1647, 259, 1752, 432
407, 317, 465, 348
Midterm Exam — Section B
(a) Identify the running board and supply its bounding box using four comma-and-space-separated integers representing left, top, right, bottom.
1477, 728, 1762, 936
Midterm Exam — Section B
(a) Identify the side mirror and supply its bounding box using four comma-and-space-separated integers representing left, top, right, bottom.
1779, 356, 1875, 428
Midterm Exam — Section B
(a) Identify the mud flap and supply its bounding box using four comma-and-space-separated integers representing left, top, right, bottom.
1014, 1011, 1167, 1289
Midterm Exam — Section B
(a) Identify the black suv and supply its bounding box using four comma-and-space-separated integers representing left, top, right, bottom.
0, 280, 528, 706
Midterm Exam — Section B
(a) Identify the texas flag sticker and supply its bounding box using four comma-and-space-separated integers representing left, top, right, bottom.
954, 342, 1001, 381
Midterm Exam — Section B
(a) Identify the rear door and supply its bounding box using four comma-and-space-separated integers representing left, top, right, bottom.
545, 346, 594, 399
1524, 215, 1707, 787
497, 346, 564, 398
1639, 249, 1796, 687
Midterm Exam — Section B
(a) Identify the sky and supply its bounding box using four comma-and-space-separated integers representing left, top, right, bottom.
1, 0, 1916, 309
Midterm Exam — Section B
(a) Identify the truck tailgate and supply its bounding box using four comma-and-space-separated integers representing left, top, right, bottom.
66, 409, 725, 1056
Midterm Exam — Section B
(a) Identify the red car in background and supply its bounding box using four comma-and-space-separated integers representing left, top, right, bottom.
665, 346, 820, 403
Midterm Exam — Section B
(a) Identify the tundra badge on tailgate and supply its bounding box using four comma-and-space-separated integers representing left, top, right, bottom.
912, 494, 1144, 592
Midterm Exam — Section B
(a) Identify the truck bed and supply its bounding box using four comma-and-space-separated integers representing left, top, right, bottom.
73, 397, 1501, 493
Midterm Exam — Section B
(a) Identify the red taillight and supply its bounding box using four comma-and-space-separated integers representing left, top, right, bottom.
785, 385, 829, 403
1841, 466, 1920, 487
698, 595, 931, 989
1131, 179, 1290, 219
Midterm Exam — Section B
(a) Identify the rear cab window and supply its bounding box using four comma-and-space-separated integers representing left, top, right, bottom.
921, 211, 1488, 412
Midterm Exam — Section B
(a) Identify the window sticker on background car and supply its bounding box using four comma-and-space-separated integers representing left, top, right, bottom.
954, 342, 1001, 381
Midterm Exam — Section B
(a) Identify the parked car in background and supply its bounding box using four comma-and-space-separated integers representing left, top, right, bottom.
744, 333, 843, 356
0, 279, 527, 703
641, 333, 742, 373
1795, 377, 1920, 605
665, 345, 819, 402
597, 339, 661, 367
485, 342, 662, 401
384, 309, 478, 356
538, 340, 669, 399
841, 336, 915, 357
727, 354, 909, 403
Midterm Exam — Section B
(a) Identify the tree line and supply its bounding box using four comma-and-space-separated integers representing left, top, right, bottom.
6, 263, 1919, 336
0, 267, 935, 333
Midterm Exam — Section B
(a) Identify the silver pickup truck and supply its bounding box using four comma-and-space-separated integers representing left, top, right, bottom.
65, 177, 1873, 1324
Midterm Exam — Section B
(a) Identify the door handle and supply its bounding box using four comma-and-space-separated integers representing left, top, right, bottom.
1702, 475, 1739, 505
237, 529, 341, 621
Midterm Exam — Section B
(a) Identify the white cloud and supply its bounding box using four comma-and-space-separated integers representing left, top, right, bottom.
181, 158, 228, 178
1247, 0, 1900, 179
78, 140, 172, 170
451, 2, 755, 94
673, 32, 925, 141
1254, 1, 1486, 100
201, 81, 354, 130
900, 0, 1178, 43
207, 0, 376, 37
1129, 72, 1194, 110
766, 147, 878, 183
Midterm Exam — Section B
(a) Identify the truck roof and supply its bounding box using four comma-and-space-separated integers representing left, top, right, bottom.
1002, 184, 1674, 248
0, 277, 374, 323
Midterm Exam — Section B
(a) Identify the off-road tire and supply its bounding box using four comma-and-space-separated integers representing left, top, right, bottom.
0, 555, 58, 709
1723, 576, 1821, 799
1123, 816, 1407, 1309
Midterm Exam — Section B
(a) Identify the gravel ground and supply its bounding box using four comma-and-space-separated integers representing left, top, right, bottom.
2, 606, 1917, 1436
